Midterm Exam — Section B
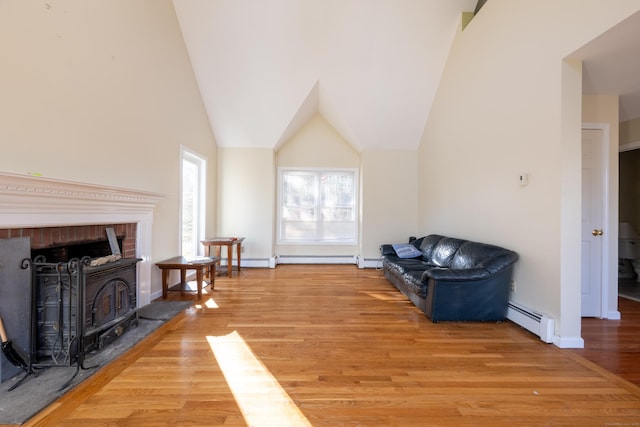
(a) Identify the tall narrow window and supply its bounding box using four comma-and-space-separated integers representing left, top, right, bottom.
278, 168, 358, 244
181, 148, 206, 259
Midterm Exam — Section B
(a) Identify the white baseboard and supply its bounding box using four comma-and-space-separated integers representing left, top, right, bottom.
553, 335, 585, 349
150, 290, 163, 301
604, 310, 621, 320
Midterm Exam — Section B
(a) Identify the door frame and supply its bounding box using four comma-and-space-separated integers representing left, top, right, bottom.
582, 122, 618, 320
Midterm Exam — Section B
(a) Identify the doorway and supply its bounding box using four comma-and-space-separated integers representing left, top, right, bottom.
619, 146, 640, 291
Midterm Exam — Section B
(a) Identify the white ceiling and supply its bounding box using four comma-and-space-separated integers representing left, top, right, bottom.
172, 2, 640, 152
172, 0, 477, 150
573, 10, 640, 123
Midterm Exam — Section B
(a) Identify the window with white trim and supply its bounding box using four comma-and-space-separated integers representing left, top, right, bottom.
278, 168, 358, 244
181, 148, 206, 258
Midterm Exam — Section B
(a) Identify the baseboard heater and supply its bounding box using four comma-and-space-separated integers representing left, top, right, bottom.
276, 255, 357, 265
218, 257, 275, 268
357, 256, 383, 269
507, 301, 554, 343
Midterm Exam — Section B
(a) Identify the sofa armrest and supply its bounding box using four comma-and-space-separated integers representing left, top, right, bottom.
424, 266, 514, 322
423, 267, 491, 282
381, 236, 424, 257
482, 251, 519, 274
380, 244, 396, 256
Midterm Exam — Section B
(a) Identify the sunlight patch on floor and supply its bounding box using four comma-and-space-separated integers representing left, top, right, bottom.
204, 297, 219, 308
194, 297, 218, 309
207, 331, 312, 427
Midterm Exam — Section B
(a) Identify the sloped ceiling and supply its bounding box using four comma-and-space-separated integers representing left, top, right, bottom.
172, 0, 477, 150
572, 9, 640, 123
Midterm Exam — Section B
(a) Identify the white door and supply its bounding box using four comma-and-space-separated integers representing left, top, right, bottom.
581, 128, 605, 317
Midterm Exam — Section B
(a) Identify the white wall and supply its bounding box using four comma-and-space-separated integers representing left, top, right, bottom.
360, 150, 418, 263
620, 117, 640, 145
0, 0, 217, 297
217, 147, 275, 263
418, 0, 640, 346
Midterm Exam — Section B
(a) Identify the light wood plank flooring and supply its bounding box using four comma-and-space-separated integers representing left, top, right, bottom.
19, 265, 640, 426
571, 293, 640, 387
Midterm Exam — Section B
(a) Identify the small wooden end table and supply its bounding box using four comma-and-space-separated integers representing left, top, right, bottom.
156, 256, 218, 300
201, 237, 245, 278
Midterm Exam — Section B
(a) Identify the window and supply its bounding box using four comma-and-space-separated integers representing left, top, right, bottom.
278, 168, 358, 244
181, 148, 206, 259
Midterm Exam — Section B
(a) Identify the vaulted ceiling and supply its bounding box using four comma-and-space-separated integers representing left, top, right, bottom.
172, 0, 477, 150
172, 1, 640, 151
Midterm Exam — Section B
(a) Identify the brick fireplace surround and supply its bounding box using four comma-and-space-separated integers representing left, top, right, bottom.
0, 223, 138, 259
0, 172, 163, 307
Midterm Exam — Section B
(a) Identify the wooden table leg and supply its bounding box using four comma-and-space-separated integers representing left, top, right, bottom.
196, 267, 203, 300
162, 269, 169, 299
227, 245, 232, 277
209, 263, 215, 290
203, 246, 211, 280
236, 241, 242, 274
180, 268, 187, 296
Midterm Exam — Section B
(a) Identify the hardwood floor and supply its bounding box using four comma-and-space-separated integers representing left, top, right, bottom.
18, 266, 640, 426
571, 293, 640, 387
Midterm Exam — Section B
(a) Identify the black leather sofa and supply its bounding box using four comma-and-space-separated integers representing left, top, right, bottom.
380, 234, 519, 322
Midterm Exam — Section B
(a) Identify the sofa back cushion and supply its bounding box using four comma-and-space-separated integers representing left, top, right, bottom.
429, 237, 466, 267
450, 242, 506, 269
417, 234, 445, 260
417, 235, 518, 271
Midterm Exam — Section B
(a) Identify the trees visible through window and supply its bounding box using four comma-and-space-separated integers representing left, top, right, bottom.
278, 168, 358, 244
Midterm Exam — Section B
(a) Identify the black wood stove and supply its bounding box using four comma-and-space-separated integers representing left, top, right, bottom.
33, 256, 140, 361
11, 255, 140, 390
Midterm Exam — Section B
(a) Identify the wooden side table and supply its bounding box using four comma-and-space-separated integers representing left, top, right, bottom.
156, 256, 218, 300
201, 237, 245, 278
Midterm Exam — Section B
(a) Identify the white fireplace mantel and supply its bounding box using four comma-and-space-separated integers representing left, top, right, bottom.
0, 171, 164, 307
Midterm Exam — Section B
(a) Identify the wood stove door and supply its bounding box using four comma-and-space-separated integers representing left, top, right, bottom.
85, 263, 137, 336
92, 279, 132, 327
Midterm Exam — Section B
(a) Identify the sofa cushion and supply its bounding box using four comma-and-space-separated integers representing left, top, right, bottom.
402, 269, 427, 297
417, 235, 445, 260
450, 242, 502, 269
430, 237, 466, 267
